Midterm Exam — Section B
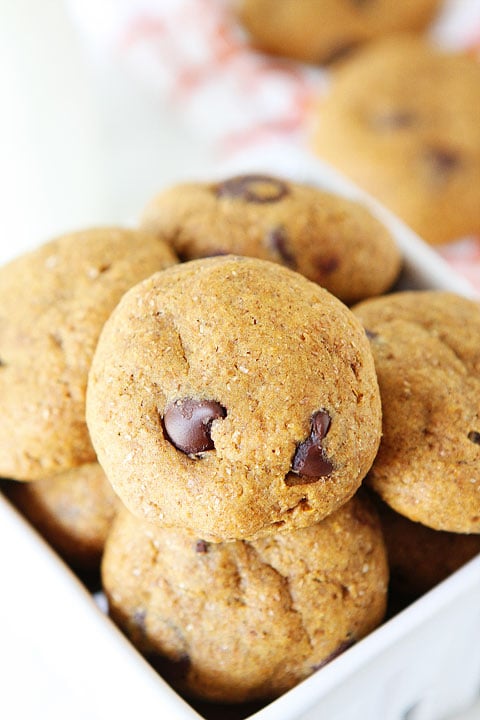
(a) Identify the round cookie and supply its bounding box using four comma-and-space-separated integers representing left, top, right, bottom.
374, 496, 480, 600
237, 0, 440, 64
141, 174, 401, 305
87, 256, 382, 541
353, 290, 480, 533
0, 228, 177, 481
312, 36, 480, 245
102, 494, 388, 703
5, 463, 120, 570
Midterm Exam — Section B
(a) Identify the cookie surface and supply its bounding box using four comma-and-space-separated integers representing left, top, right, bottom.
354, 291, 480, 533
0, 228, 177, 480
141, 174, 401, 304
102, 494, 388, 703
5, 463, 120, 570
312, 36, 480, 245
237, 0, 440, 64
87, 256, 382, 541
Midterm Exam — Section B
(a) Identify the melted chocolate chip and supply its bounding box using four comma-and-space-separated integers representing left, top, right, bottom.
288, 411, 334, 482
468, 430, 480, 445
215, 175, 289, 204
195, 540, 209, 554
163, 398, 226, 455
266, 226, 296, 267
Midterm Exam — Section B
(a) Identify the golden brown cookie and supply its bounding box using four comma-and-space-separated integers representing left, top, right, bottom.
237, 0, 440, 64
374, 495, 480, 600
353, 291, 480, 533
312, 36, 480, 245
141, 174, 401, 305
87, 256, 382, 541
0, 228, 177, 481
4, 463, 121, 570
102, 494, 388, 703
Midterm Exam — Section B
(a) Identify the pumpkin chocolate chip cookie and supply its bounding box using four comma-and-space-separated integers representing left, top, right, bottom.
354, 291, 480, 533
236, 0, 440, 65
141, 174, 401, 305
0, 227, 177, 481
87, 256, 382, 541
102, 493, 388, 703
312, 36, 480, 245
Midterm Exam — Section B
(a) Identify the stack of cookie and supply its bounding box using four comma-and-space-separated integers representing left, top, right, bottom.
86, 254, 390, 703
0, 228, 177, 571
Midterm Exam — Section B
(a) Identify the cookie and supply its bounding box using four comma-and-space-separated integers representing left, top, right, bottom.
141, 174, 401, 305
237, 0, 440, 64
102, 494, 388, 703
4, 463, 120, 570
312, 36, 480, 245
353, 290, 480, 533
374, 496, 480, 600
87, 256, 382, 541
0, 227, 177, 481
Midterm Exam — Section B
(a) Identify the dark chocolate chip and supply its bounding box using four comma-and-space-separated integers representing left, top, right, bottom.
371, 110, 416, 131
311, 638, 355, 672
215, 175, 289, 204
315, 255, 339, 275
195, 540, 209, 554
468, 430, 480, 445
423, 147, 461, 183
288, 410, 334, 481
163, 398, 226, 455
266, 226, 296, 267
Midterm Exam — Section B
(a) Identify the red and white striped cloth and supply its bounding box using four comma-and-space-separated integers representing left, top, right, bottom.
68, 0, 480, 290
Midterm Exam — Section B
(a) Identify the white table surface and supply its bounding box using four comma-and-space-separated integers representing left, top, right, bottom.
1, 1, 479, 718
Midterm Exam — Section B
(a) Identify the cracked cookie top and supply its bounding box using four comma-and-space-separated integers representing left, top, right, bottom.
102, 493, 388, 703
354, 290, 480, 533
0, 228, 177, 480
86, 255, 382, 541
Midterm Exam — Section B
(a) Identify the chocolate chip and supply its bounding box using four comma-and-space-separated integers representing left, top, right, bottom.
0, 358, 5, 367
266, 226, 296, 267
423, 147, 461, 183
311, 638, 355, 672
371, 110, 416, 131
215, 175, 289, 203
365, 328, 378, 340
315, 256, 339, 275
468, 431, 480, 445
195, 540, 209, 553
163, 398, 226, 455
287, 411, 334, 482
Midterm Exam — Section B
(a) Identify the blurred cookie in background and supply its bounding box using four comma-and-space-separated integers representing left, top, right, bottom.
312, 35, 480, 245
236, 0, 441, 64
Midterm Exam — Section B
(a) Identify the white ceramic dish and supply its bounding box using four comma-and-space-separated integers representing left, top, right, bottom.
1, 150, 479, 720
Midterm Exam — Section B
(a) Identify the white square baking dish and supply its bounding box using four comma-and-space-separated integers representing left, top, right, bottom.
1, 148, 479, 720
